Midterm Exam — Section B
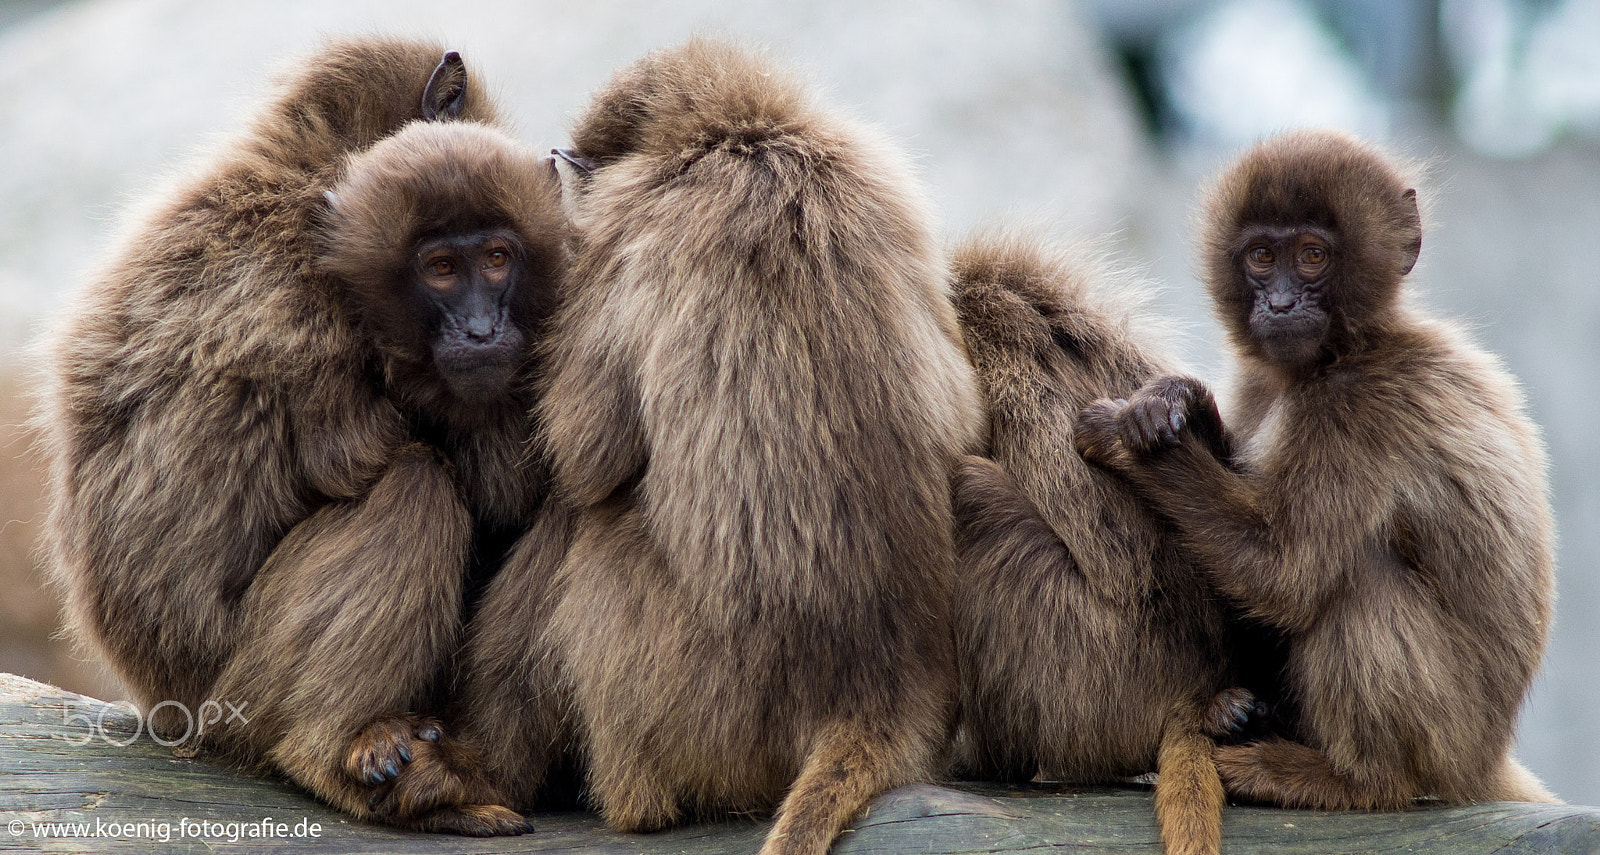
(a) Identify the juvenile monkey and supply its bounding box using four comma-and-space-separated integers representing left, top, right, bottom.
39, 39, 569, 833
1075, 129, 1559, 810
950, 232, 1254, 855
472, 39, 982, 855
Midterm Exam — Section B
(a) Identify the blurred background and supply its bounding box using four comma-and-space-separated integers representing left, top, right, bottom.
0, 0, 1594, 805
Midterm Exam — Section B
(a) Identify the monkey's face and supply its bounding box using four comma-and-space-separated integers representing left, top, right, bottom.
412, 228, 528, 398
1236, 226, 1334, 367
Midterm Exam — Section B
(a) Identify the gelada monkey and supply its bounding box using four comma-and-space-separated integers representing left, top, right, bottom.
950, 231, 1261, 855
1075, 129, 1559, 810
39, 38, 570, 833
476, 38, 982, 855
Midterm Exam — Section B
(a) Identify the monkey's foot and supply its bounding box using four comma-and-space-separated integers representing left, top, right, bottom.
344, 714, 442, 785
406, 803, 535, 836
364, 726, 520, 829
1214, 737, 1409, 811
1202, 687, 1271, 744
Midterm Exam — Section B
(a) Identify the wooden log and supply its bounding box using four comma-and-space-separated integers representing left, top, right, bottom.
1, 672, 1596, 854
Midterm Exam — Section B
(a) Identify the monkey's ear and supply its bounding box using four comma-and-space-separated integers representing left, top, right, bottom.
544, 152, 590, 226
1398, 188, 1422, 276
552, 148, 598, 174
422, 51, 468, 121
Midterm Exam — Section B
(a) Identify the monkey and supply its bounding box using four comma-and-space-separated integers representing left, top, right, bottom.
460, 38, 983, 855
1073, 128, 1560, 811
948, 230, 1275, 855
37, 37, 571, 834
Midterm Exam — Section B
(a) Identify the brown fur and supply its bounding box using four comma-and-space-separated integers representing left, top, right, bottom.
452, 497, 579, 811
479, 39, 982, 855
949, 232, 1235, 855
37, 38, 566, 833
1074, 129, 1559, 810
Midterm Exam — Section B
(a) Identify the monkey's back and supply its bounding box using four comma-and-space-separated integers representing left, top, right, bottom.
949, 234, 1233, 779
545, 46, 981, 815
582, 106, 977, 651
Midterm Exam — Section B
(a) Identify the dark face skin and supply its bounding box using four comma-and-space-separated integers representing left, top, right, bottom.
1239, 226, 1334, 367
415, 228, 527, 398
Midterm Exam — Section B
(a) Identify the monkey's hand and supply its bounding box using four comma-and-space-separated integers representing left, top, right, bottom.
1073, 398, 1136, 471
1202, 686, 1273, 745
1076, 377, 1229, 472
1119, 376, 1225, 455
349, 715, 533, 836
345, 714, 442, 786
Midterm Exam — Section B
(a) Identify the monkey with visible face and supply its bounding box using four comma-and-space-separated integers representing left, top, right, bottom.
949, 232, 1264, 855
1074, 129, 1559, 810
464, 39, 982, 855
39, 38, 570, 834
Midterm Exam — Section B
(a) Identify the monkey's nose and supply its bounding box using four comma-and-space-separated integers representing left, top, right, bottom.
465, 319, 498, 342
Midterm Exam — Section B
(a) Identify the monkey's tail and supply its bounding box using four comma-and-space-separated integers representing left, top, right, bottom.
1154, 702, 1225, 855
758, 720, 911, 855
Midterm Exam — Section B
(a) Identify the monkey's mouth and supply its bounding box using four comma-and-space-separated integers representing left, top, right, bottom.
1253, 327, 1325, 365
1250, 310, 1326, 365
433, 338, 522, 399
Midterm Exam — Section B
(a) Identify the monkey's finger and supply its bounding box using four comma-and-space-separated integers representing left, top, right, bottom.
1073, 402, 1131, 467
369, 740, 475, 819
1201, 686, 1260, 739
346, 716, 422, 784
1127, 397, 1177, 451
1123, 401, 1155, 450
1151, 400, 1180, 447
415, 719, 444, 743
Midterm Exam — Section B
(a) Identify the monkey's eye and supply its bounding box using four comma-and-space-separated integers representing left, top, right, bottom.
427, 257, 456, 277
485, 250, 509, 269
1299, 246, 1327, 265
1248, 247, 1274, 265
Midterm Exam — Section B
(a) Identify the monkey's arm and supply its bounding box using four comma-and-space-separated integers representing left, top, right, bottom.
203, 444, 525, 835
455, 497, 578, 809
953, 454, 1084, 586
1074, 377, 1388, 633
540, 301, 647, 506
43, 348, 332, 728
